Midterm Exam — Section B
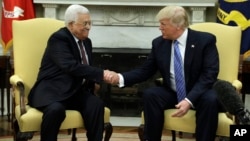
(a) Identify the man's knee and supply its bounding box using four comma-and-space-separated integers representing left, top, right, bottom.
143, 88, 156, 100
44, 102, 66, 118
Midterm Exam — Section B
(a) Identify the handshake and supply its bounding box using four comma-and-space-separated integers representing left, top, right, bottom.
103, 70, 120, 85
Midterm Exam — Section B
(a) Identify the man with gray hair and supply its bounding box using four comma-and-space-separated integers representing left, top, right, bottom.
106, 5, 222, 141
28, 4, 113, 141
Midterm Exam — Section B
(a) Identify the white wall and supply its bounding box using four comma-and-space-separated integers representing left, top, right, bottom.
33, 0, 219, 49
0, 0, 219, 51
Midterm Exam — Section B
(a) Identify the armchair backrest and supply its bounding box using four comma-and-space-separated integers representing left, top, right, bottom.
12, 18, 64, 98
190, 22, 241, 83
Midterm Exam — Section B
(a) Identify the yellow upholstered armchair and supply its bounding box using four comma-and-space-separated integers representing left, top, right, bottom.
138, 22, 242, 141
10, 18, 112, 141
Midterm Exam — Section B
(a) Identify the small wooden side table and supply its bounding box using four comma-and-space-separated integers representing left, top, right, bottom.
0, 55, 12, 122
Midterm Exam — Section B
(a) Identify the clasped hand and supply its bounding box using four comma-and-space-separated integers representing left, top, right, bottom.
104, 70, 119, 85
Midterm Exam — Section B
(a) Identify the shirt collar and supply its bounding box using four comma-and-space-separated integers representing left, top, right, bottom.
72, 35, 79, 43
176, 28, 188, 46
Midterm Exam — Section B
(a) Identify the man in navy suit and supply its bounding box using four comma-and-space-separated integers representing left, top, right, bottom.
107, 5, 222, 141
28, 4, 113, 141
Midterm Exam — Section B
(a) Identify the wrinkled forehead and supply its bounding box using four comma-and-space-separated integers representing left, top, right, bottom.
75, 13, 91, 22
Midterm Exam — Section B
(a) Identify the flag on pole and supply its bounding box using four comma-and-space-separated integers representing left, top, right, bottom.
1, 0, 35, 54
217, 0, 250, 54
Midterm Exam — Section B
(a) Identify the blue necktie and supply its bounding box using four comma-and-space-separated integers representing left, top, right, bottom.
174, 40, 186, 102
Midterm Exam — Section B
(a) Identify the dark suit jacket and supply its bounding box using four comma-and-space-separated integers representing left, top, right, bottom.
29, 27, 103, 107
122, 28, 219, 105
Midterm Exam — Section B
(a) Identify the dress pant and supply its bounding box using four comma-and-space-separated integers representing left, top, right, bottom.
37, 88, 104, 141
142, 86, 221, 141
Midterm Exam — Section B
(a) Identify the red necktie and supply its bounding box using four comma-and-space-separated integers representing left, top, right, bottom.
78, 40, 88, 64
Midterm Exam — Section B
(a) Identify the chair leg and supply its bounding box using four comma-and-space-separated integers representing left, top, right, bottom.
218, 136, 230, 141
178, 131, 183, 138
13, 120, 34, 141
71, 128, 77, 141
104, 122, 113, 141
68, 129, 72, 135
171, 130, 176, 141
138, 124, 144, 141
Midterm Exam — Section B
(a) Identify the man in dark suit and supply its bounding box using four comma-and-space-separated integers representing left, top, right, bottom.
28, 4, 113, 141
107, 5, 222, 141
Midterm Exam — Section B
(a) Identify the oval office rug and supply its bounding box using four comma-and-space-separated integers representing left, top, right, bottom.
0, 132, 195, 141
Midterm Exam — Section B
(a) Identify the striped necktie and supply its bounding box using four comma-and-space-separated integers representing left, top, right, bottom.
174, 40, 186, 102
78, 40, 88, 64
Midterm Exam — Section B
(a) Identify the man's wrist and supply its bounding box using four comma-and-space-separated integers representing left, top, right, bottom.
117, 73, 125, 87
185, 98, 194, 108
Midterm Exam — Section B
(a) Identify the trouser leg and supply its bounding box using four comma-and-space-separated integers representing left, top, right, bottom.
195, 89, 219, 141
143, 87, 176, 141
77, 92, 104, 141
39, 102, 66, 141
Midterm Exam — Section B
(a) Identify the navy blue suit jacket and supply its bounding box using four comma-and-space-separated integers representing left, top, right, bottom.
29, 27, 103, 107
122, 28, 219, 105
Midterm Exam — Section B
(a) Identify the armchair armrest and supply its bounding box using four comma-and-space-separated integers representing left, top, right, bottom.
232, 79, 242, 91
10, 75, 27, 115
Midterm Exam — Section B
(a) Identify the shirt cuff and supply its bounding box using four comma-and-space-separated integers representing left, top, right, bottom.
118, 73, 125, 87
185, 98, 194, 108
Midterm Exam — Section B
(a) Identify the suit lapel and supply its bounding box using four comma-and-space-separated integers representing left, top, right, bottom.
158, 39, 172, 82
165, 40, 172, 70
184, 29, 198, 78
83, 40, 91, 65
63, 28, 83, 63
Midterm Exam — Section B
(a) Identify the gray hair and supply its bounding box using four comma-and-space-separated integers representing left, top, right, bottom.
156, 6, 189, 29
64, 4, 89, 26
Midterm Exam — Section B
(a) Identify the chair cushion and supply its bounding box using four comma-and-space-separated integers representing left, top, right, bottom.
141, 109, 234, 137
15, 105, 110, 132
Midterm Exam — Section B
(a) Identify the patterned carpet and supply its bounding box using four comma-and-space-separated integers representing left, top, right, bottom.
0, 129, 195, 141
0, 133, 156, 141
0, 133, 140, 141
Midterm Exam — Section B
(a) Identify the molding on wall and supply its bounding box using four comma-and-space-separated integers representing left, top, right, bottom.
33, 0, 217, 48
34, 0, 216, 25
34, 0, 216, 6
